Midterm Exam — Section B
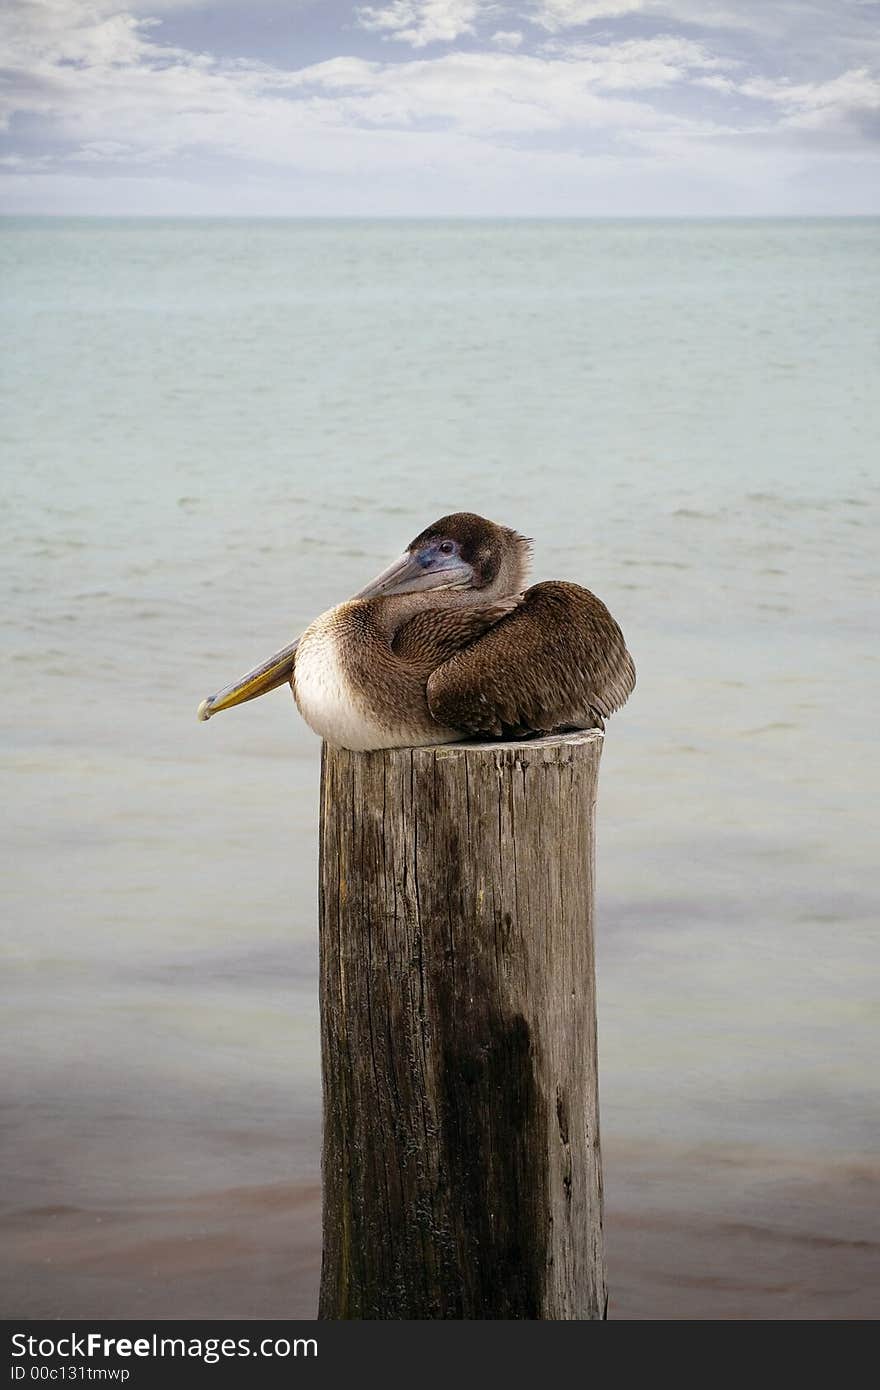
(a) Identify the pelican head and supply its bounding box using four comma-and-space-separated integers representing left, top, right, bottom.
355, 512, 532, 602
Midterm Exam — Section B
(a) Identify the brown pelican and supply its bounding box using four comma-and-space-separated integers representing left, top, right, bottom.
197, 512, 635, 749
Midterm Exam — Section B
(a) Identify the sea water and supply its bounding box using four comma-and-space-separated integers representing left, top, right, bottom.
2, 218, 878, 1318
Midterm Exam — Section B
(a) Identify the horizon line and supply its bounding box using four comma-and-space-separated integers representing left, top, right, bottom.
2, 212, 879, 222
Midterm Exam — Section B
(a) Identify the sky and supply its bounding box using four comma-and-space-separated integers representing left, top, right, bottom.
1, 0, 879, 215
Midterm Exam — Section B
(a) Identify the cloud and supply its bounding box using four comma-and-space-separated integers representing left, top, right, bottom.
1, 0, 878, 214
491, 31, 524, 50
1, 0, 173, 71
740, 68, 880, 133
0, 1, 194, 134
0, 7, 728, 164
530, 0, 649, 29
526, 0, 880, 45
356, 1, 479, 48
525, 0, 771, 32
283, 49, 722, 135
538, 36, 735, 88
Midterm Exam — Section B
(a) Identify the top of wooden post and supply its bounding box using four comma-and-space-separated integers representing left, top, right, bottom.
323, 728, 604, 766
334, 729, 605, 763
430, 729, 604, 755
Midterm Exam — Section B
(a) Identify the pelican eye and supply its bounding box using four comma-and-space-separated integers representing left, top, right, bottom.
439, 541, 454, 555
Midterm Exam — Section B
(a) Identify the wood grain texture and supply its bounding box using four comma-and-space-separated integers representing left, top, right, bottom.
318, 731, 606, 1320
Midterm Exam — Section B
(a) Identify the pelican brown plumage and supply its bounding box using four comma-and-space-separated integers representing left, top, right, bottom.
197, 512, 635, 749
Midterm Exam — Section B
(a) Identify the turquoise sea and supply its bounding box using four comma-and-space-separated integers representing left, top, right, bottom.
2, 218, 878, 1318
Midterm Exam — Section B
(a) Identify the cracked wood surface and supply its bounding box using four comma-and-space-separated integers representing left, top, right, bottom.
317, 731, 606, 1320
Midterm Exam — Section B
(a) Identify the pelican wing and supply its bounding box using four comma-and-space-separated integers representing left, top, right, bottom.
426, 581, 635, 738
392, 596, 522, 675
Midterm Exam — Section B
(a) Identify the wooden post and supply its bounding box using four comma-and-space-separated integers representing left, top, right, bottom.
318, 731, 606, 1320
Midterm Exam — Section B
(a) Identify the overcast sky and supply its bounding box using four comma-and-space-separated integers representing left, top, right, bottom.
2, 0, 879, 214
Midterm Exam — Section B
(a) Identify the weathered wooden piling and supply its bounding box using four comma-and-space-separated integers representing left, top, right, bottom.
317, 730, 606, 1320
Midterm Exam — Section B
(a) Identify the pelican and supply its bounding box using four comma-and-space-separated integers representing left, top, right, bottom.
197, 512, 635, 749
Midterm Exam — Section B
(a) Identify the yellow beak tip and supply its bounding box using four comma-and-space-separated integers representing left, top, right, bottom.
197, 699, 213, 723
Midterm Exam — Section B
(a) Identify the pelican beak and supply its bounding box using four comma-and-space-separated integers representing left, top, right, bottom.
197, 638, 299, 722
353, 551, 472, 598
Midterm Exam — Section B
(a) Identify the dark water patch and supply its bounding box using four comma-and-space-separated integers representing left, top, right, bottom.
621, 558, 691, 570
9, 648, 68, 662
13, 1204, 81, 1221
1, 1183, 321, 1320
740, 721, 798, 735
136, 941, 318, 989
715, 1220, 878, 1252
744, 491, 872, 518
598, 885, 878, 940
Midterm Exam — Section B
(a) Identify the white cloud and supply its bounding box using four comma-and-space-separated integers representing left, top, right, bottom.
740, 68, 880, 132
694, 74, 737, 95
491, 31, 524, 50
356, 1, 479, 48
283, 50, 715, 135
539, 36, 735, 88
530, 0, 648, 30
1, 0, 174, 70
526, 0, 880, 44
0, 0, 197, 133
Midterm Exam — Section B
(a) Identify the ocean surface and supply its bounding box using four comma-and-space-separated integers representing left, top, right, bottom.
1, 217, 878, 1320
